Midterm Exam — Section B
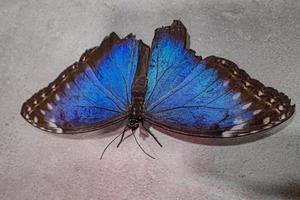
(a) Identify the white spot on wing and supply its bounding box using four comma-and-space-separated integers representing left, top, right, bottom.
258, 91, 263, 96
263, 117, 270, 125
41, 93, 46, 98
27, 106, 32, 112
55, 128, 63, 133
47, 103, 53, 110
280, 114, 286, 120
33, 116, 38, 123
221, 60, 226, 64
25, 114, 29, 119
48, 121, 57, 128
278, 105, 284, 111
230, 123, 246, 131
66, 83, 70, 89
222, 131, 234, 137
253, 109, 262, 115
223, 80, 229, 87
270, 98, 275, 103
233, 93, 241, 100
263, 125, 272, 129
242, 103, 252, 110
40, 110, 46, 115
55, 94, 60, 101
33, 100, 37, 105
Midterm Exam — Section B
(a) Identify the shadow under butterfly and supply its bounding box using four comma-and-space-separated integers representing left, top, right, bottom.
21, 20, 295, 159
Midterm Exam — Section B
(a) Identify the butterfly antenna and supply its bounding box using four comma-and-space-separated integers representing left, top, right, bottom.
117, 126, 128, 148
133, 131, 155, 159
100, 131, 123, 160
142, 123, 163, 147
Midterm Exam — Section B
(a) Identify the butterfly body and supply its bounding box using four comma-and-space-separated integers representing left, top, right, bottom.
124, 41, 150, 131
21, 20, 295, 141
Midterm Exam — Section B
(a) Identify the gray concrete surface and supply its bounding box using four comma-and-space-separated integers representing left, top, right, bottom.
0, 0, 299, 199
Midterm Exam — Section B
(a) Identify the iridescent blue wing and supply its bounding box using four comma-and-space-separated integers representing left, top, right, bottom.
144, 21, 295, 137
21, 33, 143, 133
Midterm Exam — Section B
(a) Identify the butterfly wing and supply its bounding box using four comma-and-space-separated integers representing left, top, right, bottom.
144, 20, 295, 137
21, 33, 145, 134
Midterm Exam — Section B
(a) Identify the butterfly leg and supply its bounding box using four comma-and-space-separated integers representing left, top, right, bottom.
121, 131, 135, 142
141, 120, 163, 147
117, 126, 129, 148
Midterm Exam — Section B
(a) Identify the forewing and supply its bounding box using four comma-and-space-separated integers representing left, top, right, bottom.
144, 20, 295, 137
21, 33, 141, 133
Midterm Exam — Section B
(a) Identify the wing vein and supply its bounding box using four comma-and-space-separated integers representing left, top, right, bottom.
150, 105, 225, 113
82, 69, 126, 112
147, 63, 200, 112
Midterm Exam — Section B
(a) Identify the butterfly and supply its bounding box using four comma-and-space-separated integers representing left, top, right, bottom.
21, 20, 295, 152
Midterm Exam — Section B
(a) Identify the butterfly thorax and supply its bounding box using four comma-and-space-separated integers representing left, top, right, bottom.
127, 101, 144, 130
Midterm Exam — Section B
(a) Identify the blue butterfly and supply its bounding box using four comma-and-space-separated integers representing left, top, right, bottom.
21, 20, 295, 154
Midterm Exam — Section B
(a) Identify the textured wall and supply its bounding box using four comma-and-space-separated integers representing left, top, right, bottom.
0, 0, 299, 199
